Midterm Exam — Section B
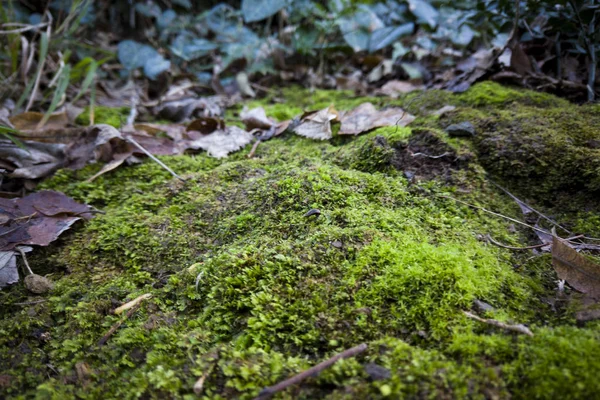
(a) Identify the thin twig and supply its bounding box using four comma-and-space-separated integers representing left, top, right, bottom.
0, 21, 49, 34
98, 302, 142, 346
410, 151, 451, 159
247, 140, 261, 158
486, 234, 585, 250
254, 343, 368, 400
14, 299, 48, 306
489, 181, 571, 234
439, 195, 550, 235
125, 135, 186, 182
463, 310, 533, 336
15, 246, 33, 275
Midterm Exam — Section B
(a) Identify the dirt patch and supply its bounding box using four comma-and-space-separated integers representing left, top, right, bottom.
391, 130, 470, 181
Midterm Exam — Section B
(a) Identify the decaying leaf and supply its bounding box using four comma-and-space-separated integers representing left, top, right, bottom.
293, 106, 339, 140
9, 111, 69, 131
339, 103, 415, 135
187, 117, 225, 134
0, 139, 66, 180
0, 251, 18, 289
0, 190, 93, 251
241, 107, 275, 130
186, 126, 254, 158
376, 80, 422, 98
552, 236, 600, 299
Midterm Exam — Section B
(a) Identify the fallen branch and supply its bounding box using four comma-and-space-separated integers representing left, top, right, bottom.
463, 310, 533, 336
114, 293, 152, 315
254, 343, 367, 400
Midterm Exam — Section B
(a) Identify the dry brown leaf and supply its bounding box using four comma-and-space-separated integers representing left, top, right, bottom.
0, 190, 93, 251
376, 80, 423, 98
552, 236, 600, 299
293, 106, 338, 140
339, 103, 415, 135
187, 117, 225, 134
241, 107, 275, 130
186, 126, 254, 158
0, 139, 66, 179
10, 111, 69, 131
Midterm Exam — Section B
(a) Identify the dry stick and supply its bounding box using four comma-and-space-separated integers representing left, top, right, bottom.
247, 140, 261, 158
439, 195, 552, 235
487, 234, 585, 250
463, 310, 533, 336
125, 135, 186, 182
254, 343, 368, 400
489, 181, 572, 234
98, 302, 142, 346
15, 246, 33, 275
14, 299, 48, 306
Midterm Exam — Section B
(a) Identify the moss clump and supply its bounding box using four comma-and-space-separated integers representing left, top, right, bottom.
2, 82, 600, 399
75, 106, 130, 127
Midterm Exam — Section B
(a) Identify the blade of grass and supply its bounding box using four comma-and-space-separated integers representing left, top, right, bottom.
15, 29, 50, 112
37, 64, 71, 130
0, 125, 27, 150
72, 60, 97, 103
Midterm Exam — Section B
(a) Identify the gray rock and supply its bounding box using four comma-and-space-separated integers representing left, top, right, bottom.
364, 363, 391, 381
445, 122, 475, 137
473, 299, 495, 313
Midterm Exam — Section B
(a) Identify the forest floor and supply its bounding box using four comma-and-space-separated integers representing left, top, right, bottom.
2, 82, 600, 399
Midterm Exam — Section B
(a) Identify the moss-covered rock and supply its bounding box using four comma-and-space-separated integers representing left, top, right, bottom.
2, 82, 600, 399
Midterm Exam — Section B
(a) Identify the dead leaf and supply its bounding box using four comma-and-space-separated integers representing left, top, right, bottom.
10, 111, 69, 131
187, 117, 225, 134
376, 80, 423, 98
0, 190, 93, 251
133, 123, 185, 141
430, 105, 456, 116
186, 126, 254, 158
510, 43, 533, 75
293, 106, 338, 140
339, 103, 415, 135
0, 139, 66, 179
0, 251, 18, 289
241, 107, 275, 130
552, 236, 600, 299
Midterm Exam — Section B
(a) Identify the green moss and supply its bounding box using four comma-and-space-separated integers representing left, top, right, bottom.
75, 106, 130, 127
3, 83, 600, 399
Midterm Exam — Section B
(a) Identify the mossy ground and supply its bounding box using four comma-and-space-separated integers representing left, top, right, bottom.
2, 82, 600, 399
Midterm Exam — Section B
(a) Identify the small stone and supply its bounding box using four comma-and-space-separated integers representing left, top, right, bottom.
24, 274, 54, 294
473, 299, 495, 313
304, 209, 321, 218
364, 363, 391, 381
445, 121, 476, 137
403, 170, 415, 180
331, 240, 343, 248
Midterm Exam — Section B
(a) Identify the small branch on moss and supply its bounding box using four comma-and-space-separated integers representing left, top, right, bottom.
489, 181, 571, 234
463, 310, 533, 336
410, 150, 451, 159
247, 140, 261, 158
439, 195, 549, 235
125, 135, 186, 182
98, 302, 142, 346
14, 299, 47, 306
114, 293, 152, 315
487, 234, 585, 250
254, 343, 368, 400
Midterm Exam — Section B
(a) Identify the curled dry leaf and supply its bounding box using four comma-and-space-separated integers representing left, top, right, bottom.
0, 139, 66, 179
241, 107, 275, 130
339, 102, 415, 135
0, 251, 18, 289
293, 106, 339, 140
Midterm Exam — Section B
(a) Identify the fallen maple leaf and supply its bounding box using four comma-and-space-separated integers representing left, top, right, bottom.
339, 103, 415, 135
293, 106, 339, 140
